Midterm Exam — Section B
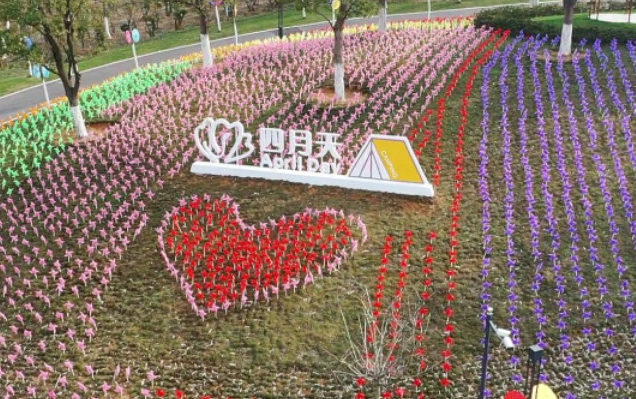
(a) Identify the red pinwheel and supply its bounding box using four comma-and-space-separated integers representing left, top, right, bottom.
505, 392, 527, 399
158, 196, 364, 319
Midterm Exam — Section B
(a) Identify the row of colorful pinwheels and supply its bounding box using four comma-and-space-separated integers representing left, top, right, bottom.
480, 35, 636, 398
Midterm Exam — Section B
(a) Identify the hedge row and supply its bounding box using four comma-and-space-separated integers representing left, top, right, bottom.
474, 3, 636, 44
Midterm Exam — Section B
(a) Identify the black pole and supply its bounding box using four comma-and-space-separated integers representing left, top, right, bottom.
478, 307, 493, 399
524, 353, 532, 396
525, 344, 544, 399
277, 1, 283, 38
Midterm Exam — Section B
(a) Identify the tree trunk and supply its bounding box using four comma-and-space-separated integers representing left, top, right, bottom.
104, 17, 112, 39
333, 21, 345, 101
378, 0, 387, 32
559, 0, 577, 56
70, 95, 89, 139
530, 0, 539, 6
199, 11, 213, 67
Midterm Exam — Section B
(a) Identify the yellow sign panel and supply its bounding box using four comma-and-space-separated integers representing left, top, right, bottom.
371, 138, 423, 183
531, 384, 558, 399
332, 0, 341, 10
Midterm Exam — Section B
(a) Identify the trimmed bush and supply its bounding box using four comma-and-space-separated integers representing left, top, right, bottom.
474, 3, 636, 43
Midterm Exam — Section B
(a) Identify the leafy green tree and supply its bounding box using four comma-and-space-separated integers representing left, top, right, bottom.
172, 2, 187, 30
175, 0, 215, 66
298, 0, 377, 100
0, 0, 103, 137
142, 0, 163, 37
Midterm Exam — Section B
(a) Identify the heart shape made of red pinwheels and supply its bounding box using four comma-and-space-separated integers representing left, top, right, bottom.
157, 195, 365, 320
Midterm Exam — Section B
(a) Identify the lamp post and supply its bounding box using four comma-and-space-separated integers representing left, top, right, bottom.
277, 1, 283, 39
524, 345, 544, 399
478, 307, 516, 399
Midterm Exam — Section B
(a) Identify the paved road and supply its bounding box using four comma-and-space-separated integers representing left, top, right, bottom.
0, 3, 543, 121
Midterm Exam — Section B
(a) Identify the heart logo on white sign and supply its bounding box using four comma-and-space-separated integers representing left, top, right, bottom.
194, 117, 255, 163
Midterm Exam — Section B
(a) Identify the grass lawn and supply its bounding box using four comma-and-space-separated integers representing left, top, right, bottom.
533, 12, 636, 29
0, 0, 532, 98
0, 65, 59, 98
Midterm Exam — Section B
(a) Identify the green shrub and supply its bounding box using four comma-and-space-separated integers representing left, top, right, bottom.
474, 2, 636, 43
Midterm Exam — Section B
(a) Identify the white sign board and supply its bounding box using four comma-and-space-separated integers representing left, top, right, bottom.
190, 118, 434, 197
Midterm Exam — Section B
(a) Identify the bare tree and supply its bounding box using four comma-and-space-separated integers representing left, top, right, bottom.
335, 288, 426, 398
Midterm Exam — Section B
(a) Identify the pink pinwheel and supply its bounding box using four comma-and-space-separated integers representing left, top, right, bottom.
85, 364, 95, 379
48, 323, 57, 337
147, 370, 157, 386
76, 340, 86, 356
38, 370, 50, 383
57, 375, 68, 389
64, 360, 74, 375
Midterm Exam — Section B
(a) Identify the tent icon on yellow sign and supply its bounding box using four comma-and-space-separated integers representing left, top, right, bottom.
348, 135, 428, 184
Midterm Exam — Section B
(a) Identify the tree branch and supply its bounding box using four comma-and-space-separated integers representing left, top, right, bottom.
313, 6, 334, 29
341, 1, 355, 21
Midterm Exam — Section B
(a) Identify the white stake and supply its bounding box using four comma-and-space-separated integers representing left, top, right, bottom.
214, 5, 222, 31
28, 60, 33, 77
104, 17, 112, 39
233, 6, 238, 46
131, 41, 139, 68
41, 74, 50, 106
